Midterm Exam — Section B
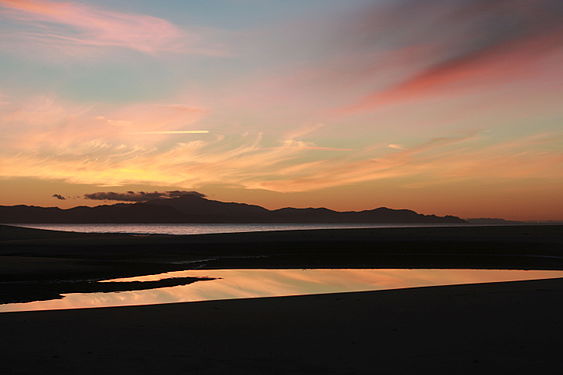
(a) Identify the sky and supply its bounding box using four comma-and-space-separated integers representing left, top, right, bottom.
1, 0, 562, 220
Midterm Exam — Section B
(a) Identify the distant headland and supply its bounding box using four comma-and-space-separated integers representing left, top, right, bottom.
0, 194, 466, 224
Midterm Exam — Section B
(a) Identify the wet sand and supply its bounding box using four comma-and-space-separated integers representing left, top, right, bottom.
3, 224, 563, 279
1, 277, 563, 374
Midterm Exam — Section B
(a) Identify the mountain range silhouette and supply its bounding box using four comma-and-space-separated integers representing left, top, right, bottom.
0, 194, 466, 224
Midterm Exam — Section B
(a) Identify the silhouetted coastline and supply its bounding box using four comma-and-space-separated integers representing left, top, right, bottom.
0, 195, 465, 224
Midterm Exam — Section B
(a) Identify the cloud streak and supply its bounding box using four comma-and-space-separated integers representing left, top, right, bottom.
133, 130, 209, 135
0, 0, 215, 55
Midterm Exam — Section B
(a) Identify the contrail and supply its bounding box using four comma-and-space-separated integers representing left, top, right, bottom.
133, 130, 209, 134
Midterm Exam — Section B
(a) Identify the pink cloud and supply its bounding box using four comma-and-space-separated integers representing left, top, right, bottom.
0, 0, 211, 55
287, 0, 563, 116
338, 29, 563, 115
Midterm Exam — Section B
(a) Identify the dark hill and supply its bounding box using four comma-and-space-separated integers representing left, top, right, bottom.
147, 194, 270, 220
0, 195, 466, 224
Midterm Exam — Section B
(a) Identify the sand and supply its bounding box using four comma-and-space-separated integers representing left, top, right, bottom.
1, 277, 563, 374
2, 224, 563, 280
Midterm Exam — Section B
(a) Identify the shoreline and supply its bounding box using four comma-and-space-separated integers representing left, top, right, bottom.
2, 223, 563, 304
8, 221, 563, 236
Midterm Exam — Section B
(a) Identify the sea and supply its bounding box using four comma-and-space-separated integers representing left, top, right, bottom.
14, 222, 470, 235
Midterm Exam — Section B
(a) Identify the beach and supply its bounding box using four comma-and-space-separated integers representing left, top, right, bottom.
2, 224, 563, 373
2, 277, 563, 374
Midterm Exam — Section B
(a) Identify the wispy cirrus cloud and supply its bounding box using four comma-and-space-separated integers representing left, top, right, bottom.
254, 132, 563, 192
1, 93, 561, 194
1, 95, 209, 160
0, 0, 219, 56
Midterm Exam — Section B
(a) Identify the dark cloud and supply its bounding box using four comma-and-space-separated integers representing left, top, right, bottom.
52, 194, 66, 200
323, 0, 563, 112
83, 190, 205, 202
166, 190, 206, 199
340, 0, 563, 59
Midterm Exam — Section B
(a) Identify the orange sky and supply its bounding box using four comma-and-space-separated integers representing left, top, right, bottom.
1, 0, 562, 221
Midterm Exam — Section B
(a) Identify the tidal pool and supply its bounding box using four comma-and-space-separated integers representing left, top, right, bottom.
2, 268, 563, 313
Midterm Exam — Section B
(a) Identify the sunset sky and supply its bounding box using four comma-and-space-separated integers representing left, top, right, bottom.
1, 0, 562, 220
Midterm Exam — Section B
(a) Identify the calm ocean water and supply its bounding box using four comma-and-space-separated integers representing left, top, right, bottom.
14, 223, 467, 235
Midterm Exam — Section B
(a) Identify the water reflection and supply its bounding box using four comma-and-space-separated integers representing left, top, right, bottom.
2, 269, 563, 313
